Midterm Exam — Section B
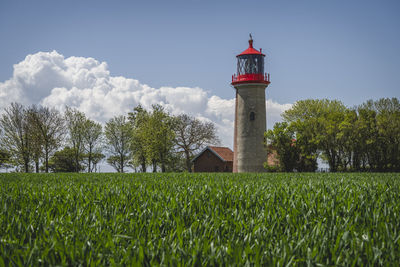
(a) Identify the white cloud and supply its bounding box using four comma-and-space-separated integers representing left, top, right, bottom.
0, 50, 292, 148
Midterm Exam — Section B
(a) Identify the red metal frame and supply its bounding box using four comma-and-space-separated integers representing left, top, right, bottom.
232, 73, 270, 85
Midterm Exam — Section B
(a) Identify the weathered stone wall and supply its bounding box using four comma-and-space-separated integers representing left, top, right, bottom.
233, 83, 268, 172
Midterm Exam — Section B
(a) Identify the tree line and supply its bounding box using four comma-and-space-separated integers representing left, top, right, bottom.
0, 103, 219, 173
265, 98, 400, 172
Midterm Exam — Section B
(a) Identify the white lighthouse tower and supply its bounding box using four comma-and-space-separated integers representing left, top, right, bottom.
231, 36, 271, 172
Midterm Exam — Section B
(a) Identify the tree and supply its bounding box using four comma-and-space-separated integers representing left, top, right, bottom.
337, 109, 360, 171
374, 98, 400, 171
48, 147, 84, 172
0, 103, 31, 172
64, 107, 87, 172
128, 106, 149, 172
265, 121, 318, 172
145, 105, 175, 172
105, 115, 133, 173
275, 97, 400, 172
283, 99, 347, 172
82, 119, 103, 172
27, 105, 65, 173
0, 148, 11, 170
26, 108, 43, 173
129, 105, 175, 172
173, 114, 220, 172
90, 152, 105, 172
163, 149, 187, 172
264, 122, 298, 172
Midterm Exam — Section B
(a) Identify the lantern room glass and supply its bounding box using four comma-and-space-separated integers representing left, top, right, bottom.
237, 54, 264, 76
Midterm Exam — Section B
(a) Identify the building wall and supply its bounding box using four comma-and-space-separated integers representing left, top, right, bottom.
193, 150, 233, 172
233, 83, 268, 172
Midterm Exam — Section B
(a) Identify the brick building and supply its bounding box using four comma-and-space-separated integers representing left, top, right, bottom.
192, 146, 233, 172
192, 145, 279, 172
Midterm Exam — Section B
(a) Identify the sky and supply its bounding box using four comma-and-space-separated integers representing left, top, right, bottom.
0, 0, 400, 151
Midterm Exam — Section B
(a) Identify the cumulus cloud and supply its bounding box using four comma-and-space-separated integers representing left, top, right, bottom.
0, 51, 291, 148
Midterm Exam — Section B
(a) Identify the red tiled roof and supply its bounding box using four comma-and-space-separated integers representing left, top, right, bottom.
208, 146, 234, 162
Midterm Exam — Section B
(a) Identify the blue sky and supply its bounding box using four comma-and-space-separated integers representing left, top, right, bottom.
1, 0, 399, 108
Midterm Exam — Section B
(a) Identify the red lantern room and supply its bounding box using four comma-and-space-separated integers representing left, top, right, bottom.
231, 35, 270, 85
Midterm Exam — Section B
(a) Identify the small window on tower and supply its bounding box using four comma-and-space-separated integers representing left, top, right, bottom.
250, 112, 255, 121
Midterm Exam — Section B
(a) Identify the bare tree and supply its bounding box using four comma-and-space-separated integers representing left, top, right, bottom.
28, 105, 65, 172
27, 110, 43, 173
173, 114, 220, 172
0, 103, 31, 172
105, 115, 133, 173
0, 129, 11, 170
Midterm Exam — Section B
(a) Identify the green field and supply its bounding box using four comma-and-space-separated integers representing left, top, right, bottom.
1, 173, 400, 266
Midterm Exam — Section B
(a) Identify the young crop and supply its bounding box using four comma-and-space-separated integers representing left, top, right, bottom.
0, 173, 399, 266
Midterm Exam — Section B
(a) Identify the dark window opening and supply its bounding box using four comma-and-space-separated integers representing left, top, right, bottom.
250, 112, 255, 121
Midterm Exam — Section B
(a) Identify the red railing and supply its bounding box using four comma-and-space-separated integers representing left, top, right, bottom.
232, 73, 270, 84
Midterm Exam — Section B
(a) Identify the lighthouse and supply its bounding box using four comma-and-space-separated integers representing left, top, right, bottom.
232, 35, 270, 173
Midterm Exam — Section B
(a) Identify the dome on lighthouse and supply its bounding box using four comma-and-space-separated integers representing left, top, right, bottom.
231, 35, 270, 85
237, 38, 265, 57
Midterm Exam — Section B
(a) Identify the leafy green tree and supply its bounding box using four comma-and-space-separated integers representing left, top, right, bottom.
283, 99, 347, 172
352, 98, 400, 171
27, 105, 65, 173
149, 105, 175, 172
163, 150, 187, 172
265, 121, 318, 172
48, 146, 83, 172
356, 103, 379, 170
26, 108, 43, 173
105, 115, 133, 173
89, 152, 105, 172
264, 122, 298, 172
128, 106, 149, 172
0, 148, 11, 169
128, 105, 178, 172
82, 119, 103, 172
65, 107, 87, 172
374, 98, 400, 171
273, 97, 400, 172
142, 105, 175, 172
337, 109, 360, 171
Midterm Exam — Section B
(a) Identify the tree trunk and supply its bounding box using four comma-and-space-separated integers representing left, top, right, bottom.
185, 151, 191, 172
161, 162, 166, 173
88, 146, 92, 173
160, 152, 166, 173
152, 159, 157, 173
24, 159, 29, 173
141, 155, 146, 172
75, 150, 80, 173
45, 147, 49, 173
327, 149, 337, 172
120, 154, 124, 173
35, 160, 39, 173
